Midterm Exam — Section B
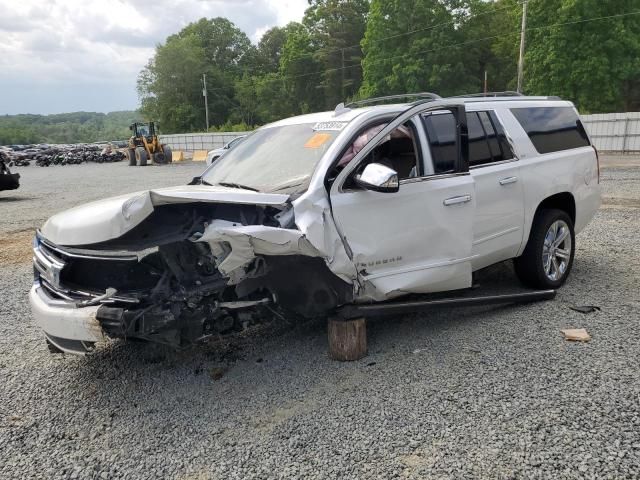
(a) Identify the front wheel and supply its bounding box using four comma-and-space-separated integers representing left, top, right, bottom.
161, 145, 172, 164
514, 209, 575, 289
135, 147, 148, 167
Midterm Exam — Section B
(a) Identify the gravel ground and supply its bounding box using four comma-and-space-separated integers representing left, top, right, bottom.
0, 157, 639, 479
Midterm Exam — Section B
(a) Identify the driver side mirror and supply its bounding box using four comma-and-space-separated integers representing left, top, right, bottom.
355, 163, 399, 193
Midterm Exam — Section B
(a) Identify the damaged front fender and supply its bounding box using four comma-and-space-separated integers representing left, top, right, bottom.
194, 220, 322, 284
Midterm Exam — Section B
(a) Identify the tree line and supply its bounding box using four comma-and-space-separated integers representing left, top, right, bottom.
0, 111, 142, 145
138, 0, 640, 133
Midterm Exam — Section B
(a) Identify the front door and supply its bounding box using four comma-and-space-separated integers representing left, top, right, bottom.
329, 104, 476, 301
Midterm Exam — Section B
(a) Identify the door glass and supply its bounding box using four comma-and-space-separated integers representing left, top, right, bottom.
422, 113, 456, 174
341, 122, 420, 188
468, 112, 492, 167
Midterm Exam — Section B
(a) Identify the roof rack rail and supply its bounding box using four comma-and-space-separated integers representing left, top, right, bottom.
342, 92, 441, 109
449, 91, 524, 98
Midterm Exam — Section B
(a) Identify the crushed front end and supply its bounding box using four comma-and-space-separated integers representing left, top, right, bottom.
31, 200, 353, 354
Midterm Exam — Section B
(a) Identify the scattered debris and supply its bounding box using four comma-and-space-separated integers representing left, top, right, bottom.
209, 367, 227, 381
569, 305, 601, 314
560, 328, 591, 342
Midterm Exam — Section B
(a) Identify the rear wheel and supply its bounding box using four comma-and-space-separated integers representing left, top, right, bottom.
135, 147, 148, 167
127, 148, 136, 166
514, 209, 575, 289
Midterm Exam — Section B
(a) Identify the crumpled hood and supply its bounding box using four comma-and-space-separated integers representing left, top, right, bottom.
41, 185, 290, 246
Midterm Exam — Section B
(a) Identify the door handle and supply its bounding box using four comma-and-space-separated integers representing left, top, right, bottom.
443, 195, 472, 206
499, 176, 518, 186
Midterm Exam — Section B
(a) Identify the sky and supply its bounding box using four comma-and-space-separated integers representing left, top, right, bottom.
0, 0, 308, 115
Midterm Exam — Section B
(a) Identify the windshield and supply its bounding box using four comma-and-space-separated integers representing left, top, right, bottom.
201, 124, 341, 192
137, 124, 150, 136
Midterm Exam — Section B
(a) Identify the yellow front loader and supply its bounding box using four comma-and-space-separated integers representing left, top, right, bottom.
127, 122, 172, 166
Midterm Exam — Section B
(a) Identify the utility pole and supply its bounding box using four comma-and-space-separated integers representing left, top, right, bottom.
202, 73, 209, 131
484, 70, 488, 94
341, 48, 346, 100
517, 1, 528, 94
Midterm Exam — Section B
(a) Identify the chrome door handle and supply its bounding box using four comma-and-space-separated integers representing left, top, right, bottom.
443, 195, 472, 206
499, 176, 518, 186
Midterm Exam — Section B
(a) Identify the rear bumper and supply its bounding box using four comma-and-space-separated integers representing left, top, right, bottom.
29, 284, 105, 354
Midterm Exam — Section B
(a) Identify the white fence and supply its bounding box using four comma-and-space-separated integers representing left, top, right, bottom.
160, 113, 640, 154
159, 132, 249, 152
581, 112, 640, 152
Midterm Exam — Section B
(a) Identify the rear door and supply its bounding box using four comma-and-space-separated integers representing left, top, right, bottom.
423, 110, 525, 270
329, 104, 476, 301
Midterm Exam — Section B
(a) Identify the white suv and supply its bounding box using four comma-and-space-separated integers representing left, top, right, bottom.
30, 93, 601, 354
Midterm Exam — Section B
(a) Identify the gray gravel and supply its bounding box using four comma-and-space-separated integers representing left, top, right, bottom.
1, 157, 639, 479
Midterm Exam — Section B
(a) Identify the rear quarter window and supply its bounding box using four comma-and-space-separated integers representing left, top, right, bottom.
510, 107, 590, 154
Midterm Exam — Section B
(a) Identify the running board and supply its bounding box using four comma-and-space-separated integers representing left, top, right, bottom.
336, 290, 556, 319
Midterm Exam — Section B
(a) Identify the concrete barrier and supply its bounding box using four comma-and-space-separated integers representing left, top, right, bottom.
192, 150, 208, 162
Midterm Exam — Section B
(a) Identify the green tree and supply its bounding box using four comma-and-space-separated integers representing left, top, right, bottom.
524, 0, 640, 112
138, 17, 253, 132
360, 0, 471, 98
303, 0, 370, 108
457, 0, 521, 93
280, 22, 324, 113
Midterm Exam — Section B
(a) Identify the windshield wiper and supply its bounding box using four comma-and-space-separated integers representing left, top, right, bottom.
216, 182, 260, 192
269, 177, 310, 192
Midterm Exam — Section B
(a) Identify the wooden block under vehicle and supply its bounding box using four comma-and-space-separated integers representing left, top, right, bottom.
328, 317, 367, 361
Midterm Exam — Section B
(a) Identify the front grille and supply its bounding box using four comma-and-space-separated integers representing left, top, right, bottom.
33, 234, 146, 305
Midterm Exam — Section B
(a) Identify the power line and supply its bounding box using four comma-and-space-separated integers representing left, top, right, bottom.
264, 8, 640, 85
264, 2, 518, 67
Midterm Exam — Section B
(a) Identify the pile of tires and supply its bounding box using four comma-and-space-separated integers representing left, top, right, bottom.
0, 144, 125, 167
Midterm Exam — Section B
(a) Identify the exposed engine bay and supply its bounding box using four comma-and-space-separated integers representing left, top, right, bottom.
34, 201, 353, 346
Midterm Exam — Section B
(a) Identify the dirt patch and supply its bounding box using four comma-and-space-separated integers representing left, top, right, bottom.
601, 196, 640, 209
0, 229, 35, 265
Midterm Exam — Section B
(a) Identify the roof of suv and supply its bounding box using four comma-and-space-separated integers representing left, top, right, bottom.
266, 95, 574, 129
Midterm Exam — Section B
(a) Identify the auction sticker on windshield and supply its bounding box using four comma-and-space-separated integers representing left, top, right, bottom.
312, 121, 347, 131
304, 133, 332, 149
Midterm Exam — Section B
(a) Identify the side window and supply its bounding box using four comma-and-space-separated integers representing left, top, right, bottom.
488, 111, 514, 161
511, 107, 590, 154
468, 111, 516, 167
468, 112, 492, 166
338, 121, 421, 189
422, 112, 457, 174
424, 110, 514, 171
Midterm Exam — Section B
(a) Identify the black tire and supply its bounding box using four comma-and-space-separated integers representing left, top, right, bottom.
162, 145, 172, 164
135, 147, 148, 167
127, 148, 136, 166
514, 209, 575, 289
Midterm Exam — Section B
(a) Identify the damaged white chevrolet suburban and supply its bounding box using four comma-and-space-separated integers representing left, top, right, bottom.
30, 93, 601, 354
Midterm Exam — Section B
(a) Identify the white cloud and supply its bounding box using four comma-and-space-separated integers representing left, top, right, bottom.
0, 0, 308, 114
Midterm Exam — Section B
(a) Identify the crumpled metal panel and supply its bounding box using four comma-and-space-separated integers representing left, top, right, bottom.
196, 220, 322, 284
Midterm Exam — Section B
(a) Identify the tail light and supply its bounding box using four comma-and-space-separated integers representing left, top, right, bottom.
593, 146, 600, 184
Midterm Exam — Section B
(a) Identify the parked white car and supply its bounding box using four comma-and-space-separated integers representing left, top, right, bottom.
205, 135, 246, 165
30, 93, 601, 354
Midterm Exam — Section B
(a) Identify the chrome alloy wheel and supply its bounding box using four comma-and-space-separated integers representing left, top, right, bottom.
542, 220, 572, 281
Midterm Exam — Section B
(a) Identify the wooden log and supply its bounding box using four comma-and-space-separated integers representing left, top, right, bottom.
327, 317, 367, 361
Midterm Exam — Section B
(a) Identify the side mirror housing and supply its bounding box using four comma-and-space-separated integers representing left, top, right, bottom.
355, 163, 399, 193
